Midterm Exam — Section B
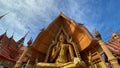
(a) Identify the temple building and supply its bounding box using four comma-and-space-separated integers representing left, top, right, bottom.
1, 13, 120, 68
0, 31, 28, 68
22, 13, 109, 68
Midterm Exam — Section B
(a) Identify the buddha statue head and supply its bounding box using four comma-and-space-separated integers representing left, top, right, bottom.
58, 33, 65, 43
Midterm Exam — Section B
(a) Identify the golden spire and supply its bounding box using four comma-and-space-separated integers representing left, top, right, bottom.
17, 31, 29, 44
7, 32, 14, 47
27, 37, 33, 46
2, 29, 7, 36
10, 32, 14, 39
94, 29, 102, 40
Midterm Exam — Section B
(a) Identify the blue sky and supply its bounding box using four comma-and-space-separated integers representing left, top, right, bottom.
0, 0, 120, 45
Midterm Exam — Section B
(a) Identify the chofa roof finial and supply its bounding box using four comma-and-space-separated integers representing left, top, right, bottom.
94, 29, 102, 40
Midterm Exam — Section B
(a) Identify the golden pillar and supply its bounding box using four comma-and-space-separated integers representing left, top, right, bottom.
14, 38, 32, 68
94, 29, 120, 68
25, 59, 30, 68
14, 47, 28, 68
88, 52, 95, 68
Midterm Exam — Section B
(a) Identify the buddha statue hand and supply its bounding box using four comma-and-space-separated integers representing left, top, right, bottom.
74, 58, 87, 68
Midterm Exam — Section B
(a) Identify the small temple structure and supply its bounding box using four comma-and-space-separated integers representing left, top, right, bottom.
0, 13, 120, 68
106, 32, 120, 64
0, 31, 28, 68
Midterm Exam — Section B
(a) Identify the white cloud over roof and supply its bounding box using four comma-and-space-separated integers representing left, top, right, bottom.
0, 0, 120, 45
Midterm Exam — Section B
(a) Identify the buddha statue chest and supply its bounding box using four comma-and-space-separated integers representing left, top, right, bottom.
56, 44, 69, 63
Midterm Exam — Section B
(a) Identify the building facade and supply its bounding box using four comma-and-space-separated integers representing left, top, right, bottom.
0, 13, 120, 68
0, 31, 28, 68
25, 13, 108, 68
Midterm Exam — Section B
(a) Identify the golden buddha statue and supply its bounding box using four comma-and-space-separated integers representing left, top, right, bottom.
36, 33, 87, 68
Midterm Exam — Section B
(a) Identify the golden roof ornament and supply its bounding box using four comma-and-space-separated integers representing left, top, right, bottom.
94, 29, 102, 40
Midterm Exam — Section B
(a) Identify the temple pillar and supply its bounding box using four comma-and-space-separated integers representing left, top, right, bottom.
94, 30, 120, 68
98, 40, 120, 68
88, 52, 95, 68
14, 47, 28, 68
25, 59, 30, 68
14, 38, 32, 68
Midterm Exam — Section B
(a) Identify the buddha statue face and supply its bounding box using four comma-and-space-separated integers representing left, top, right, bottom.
59, 33, 65, 43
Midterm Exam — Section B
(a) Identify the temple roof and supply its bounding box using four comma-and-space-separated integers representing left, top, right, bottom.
31, 13, 95, 54
0, 31, 28, 62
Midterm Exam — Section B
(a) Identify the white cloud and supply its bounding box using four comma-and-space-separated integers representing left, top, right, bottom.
0, 0, 97, 44
0, 0, 59, 45
0, 0, 112, 45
